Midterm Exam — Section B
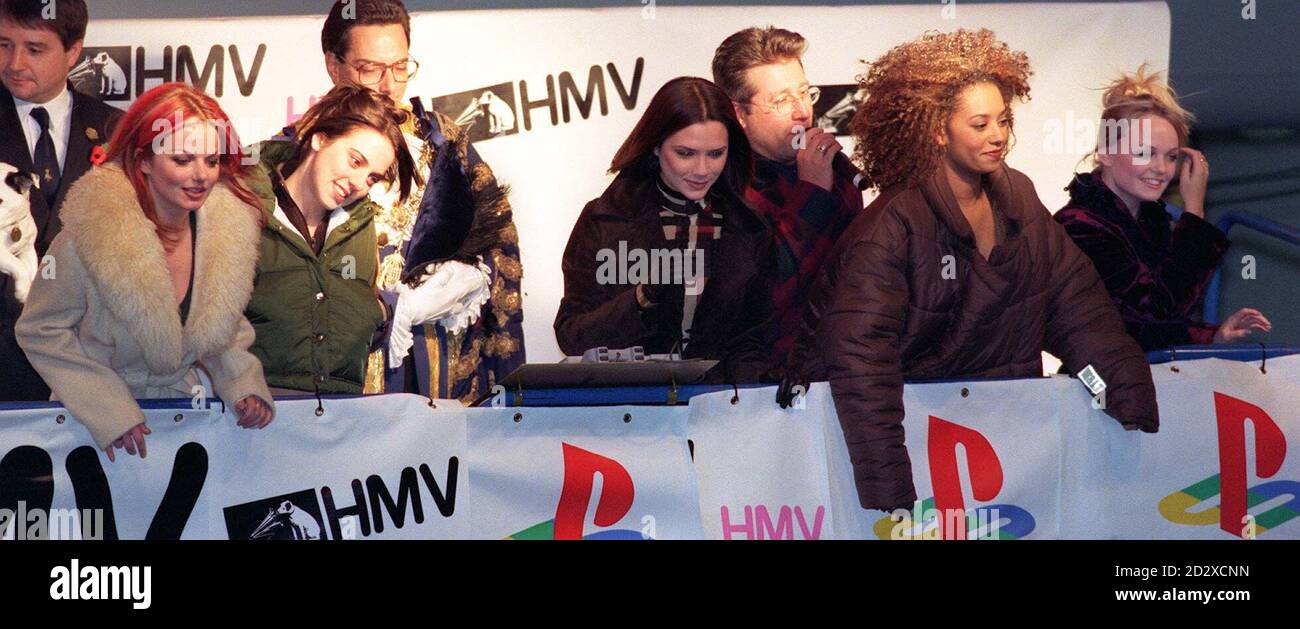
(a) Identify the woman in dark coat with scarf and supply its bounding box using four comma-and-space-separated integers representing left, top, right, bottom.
554, 76, 774, 383
1055, 66, 1271, 352
787, 30, 1159, 512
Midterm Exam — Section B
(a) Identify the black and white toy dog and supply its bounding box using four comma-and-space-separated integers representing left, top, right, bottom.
0, 162, 40, 304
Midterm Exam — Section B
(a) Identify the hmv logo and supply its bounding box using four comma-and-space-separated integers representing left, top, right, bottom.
223, 458, 459, 540
72, 44, 267, 102
720, 505, 825, 540
286, 57, 646, 144
0, 442, 457, 540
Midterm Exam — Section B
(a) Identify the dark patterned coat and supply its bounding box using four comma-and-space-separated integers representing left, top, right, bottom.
1054, 171, 1228, 352
744, 156, 863, 364
367, 107, 525, 403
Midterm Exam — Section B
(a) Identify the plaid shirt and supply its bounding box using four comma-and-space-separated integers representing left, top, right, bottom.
744, 156, 863, 363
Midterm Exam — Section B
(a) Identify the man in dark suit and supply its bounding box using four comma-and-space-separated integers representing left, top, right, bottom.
0, 0, 120, 401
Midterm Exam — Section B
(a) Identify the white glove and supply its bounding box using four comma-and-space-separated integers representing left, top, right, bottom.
387, 259, 493, 368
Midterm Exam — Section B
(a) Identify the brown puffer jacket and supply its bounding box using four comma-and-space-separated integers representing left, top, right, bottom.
794, 165, 1158, 511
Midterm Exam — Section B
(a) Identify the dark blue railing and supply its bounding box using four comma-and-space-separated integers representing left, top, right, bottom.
1145, 344, 1300, 365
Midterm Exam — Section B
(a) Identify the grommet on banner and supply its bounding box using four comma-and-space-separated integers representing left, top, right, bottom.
1259, 343, 1268, 374
313, 385, 325, 417
55, 414, 65, 424
623, 413, 632, 423
960, 387, 970, 398
513, 412, 523, 423
173, 413, 183, 423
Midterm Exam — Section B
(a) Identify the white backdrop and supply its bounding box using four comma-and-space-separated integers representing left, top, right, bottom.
3, 357, 1297, 540
77, 2, 1170, 362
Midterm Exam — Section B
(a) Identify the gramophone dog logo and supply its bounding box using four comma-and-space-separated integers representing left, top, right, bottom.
427, 82, 519, 144
1159, 392, 1297, 538
874, 416, 1037, 540
813, 84, 863, 137
70, 47, 131, 100
224, 490, 325, 541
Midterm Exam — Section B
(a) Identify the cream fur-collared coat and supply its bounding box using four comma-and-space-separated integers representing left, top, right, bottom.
16, 164, 273, 449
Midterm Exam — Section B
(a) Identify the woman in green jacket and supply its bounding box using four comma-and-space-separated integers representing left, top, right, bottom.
245, 85, 417, 394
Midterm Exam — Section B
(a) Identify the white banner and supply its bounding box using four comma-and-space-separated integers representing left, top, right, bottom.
878, 377, 1063, 540
0, 394, 467, 540
213, 394, 468, 541
465, 405, 702, 540
1266, 354, 1300, 383
1, 403, 222, 540
688, 357, 1300, 540
1061, 357, 1300, 540
6, 357, 1293, 540
77, 2, 1171, 363
689, 385, 833, 540
690, 379, 1064, 540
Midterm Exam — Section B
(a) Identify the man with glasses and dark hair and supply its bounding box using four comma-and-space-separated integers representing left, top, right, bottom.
320, 0, 525, 402
0, 0, 120, 401
712, 26, 864, 366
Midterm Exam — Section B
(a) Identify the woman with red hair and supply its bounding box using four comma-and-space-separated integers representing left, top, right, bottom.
17, 82, 274, 462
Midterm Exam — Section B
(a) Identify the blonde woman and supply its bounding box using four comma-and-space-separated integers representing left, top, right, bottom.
1055, 66, 1270, 351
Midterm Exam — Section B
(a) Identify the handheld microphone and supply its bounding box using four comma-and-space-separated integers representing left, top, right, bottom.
833, 152, 869, 191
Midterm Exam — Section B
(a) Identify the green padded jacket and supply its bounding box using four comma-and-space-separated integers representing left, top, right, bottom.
243, 140, 387, 394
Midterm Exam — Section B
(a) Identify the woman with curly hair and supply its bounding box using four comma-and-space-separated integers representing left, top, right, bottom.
1055, 66, 1270, 352
790, 29, 1159, 512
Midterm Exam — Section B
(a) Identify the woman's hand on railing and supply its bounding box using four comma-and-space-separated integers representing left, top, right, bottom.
235, 395, 274, 429
1213, 307, 1272, 343
104, 423, 151, 463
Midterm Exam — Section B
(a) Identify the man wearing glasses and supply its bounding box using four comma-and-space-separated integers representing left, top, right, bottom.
712, 26, 865, 366
320, 0, 525, 402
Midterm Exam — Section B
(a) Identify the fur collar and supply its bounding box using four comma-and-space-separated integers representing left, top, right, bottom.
59, 163, 262, 374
